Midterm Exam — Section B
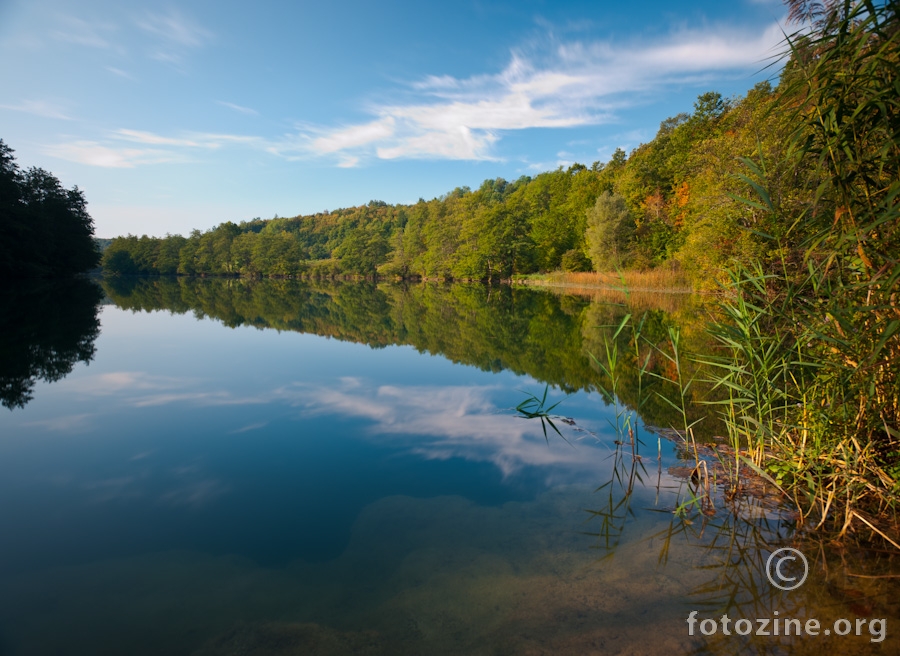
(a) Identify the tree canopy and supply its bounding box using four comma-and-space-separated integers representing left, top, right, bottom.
0, 140, 100, 278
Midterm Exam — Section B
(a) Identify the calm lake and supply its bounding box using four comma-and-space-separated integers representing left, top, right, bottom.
0, 278, 897, 655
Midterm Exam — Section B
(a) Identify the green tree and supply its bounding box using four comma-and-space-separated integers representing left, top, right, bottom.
101, 248, 139, 275
586, 191, 634, 271
333, 223, 389, 277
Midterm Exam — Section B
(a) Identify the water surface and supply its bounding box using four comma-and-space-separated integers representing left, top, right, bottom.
0, 278, 897, 655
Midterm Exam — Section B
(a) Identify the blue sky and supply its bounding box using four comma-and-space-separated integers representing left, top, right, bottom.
0, 0, 788, 237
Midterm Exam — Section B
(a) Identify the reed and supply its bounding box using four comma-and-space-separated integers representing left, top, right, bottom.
700, 0, 900, 547
703, 262, 900, 547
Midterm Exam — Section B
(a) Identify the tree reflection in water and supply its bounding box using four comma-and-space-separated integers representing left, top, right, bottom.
0, 279, 102, 409
101, 276, 721, 434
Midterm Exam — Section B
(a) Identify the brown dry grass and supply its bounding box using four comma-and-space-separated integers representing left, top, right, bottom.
514, 268, 696, 313
542, 268, 691, 291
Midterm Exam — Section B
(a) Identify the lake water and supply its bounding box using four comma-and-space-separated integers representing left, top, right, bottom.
0, 278, 897, 655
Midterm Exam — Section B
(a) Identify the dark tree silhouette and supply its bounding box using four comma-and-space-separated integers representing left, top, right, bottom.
0, 139, 100, 278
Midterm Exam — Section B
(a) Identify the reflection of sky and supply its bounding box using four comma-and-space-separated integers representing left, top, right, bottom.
0, 306, 687, 572
284, 378, 608, 478
4, 304, 630, 481
25, 365, 617, 479
21, 362, 621, 480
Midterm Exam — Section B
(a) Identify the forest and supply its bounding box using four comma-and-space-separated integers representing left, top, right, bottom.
101, 81, 791, 288
0, 141, 100, 278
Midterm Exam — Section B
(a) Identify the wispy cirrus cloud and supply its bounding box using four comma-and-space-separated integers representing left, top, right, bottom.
137, 9, 212, 69
137, 9, 211, 48
217, 101, 259, 116
43, 140, 188, 168
45, 129, 262, 168
112, 129, 259, 149
106, 66, 134, 79
49, 15, 118, 49
112, 129, 263, 149
114, 129, 210, 148
39, 22, 786, 170
291, 22, 785, 164
0, 99, 72, 120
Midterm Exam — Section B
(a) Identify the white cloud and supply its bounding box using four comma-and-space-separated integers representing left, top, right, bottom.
114, 129, 207, 148
309, 117, 396, 154
294, 22, 785, 164
113, 129, 260, 148
0, 99, 72, 120
44, 130, 263, 168
43, 141, 184, 168
217, 101, 259, 116
137, 9, 212, 48
106, 66, 134, 79
137, 9, 212, 69
34, 22, 786, 171
150, 51, 185, 66
376, 125, 499, 161
50, 15, 117, 49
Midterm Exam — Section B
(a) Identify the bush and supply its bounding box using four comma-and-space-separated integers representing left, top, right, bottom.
560, 249, 591, 272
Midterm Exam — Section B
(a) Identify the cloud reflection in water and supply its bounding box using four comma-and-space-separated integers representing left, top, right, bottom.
283, 377, 613, 481
52, 370, 620, 482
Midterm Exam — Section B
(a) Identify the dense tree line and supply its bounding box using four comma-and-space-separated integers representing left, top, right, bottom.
0, 140, 100, 278
102, 78, 803, 287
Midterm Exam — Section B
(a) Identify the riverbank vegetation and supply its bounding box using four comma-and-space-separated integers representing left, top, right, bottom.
706, 0, 899, 546
517, 267, 692, 293
581, 0, 899, 547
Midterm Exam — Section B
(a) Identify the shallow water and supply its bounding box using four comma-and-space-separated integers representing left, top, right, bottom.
0, 279, 897, 655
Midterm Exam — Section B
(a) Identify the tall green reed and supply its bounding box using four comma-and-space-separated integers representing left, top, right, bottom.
703, 0, 900, 547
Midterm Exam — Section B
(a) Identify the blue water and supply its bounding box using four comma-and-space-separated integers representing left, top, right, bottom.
0, 283, 896, 656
